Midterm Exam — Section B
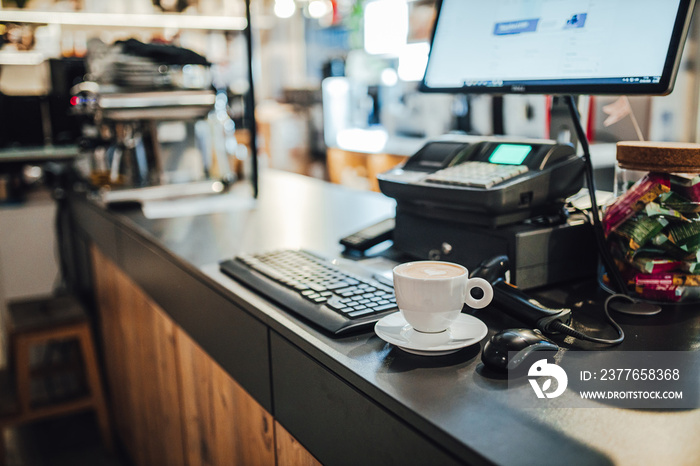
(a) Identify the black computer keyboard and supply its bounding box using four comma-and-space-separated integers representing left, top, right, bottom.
219, 249, 398, 336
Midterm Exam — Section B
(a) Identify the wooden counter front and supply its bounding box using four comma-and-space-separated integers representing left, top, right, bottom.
90, 245, 315, 466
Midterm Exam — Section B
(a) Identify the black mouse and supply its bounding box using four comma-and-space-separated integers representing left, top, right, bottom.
481, 328, 559, 371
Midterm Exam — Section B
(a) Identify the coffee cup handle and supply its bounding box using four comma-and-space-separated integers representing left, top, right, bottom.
464, 277, 493, 309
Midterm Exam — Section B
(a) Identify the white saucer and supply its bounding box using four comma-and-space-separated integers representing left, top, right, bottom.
374, 312, 488, 356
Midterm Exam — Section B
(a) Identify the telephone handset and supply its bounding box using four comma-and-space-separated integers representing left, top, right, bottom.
376, 135, 584, 226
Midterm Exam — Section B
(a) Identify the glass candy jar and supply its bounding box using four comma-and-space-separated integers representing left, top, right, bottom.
602, 141, 700, 303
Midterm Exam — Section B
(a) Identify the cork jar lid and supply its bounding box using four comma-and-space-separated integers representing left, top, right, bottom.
616, 141, 700, 173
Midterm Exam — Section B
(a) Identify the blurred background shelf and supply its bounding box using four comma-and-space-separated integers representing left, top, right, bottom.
0, 9, 247, 31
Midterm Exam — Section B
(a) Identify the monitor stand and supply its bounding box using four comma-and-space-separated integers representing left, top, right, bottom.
563, 95, 626, 294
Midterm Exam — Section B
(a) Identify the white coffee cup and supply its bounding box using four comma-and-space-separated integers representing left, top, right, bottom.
392, 261, 493, 333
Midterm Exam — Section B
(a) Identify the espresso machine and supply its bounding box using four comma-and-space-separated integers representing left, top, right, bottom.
71, 40, 235, 204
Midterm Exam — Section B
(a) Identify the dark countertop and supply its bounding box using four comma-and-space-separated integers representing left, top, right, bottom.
75, 170, 700, 466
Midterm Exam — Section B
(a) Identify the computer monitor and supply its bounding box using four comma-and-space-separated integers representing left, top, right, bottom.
421, 0, 695, 95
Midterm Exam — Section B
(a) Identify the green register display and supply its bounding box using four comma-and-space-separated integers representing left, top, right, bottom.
489, 144, 532, 165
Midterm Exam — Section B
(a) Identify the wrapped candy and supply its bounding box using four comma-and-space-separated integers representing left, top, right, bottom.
658, 191, 700, 215
645, 202, 687, 221
635, 273, 700, 287
603, 170, 700, 302
614, 216, 668, 250
667, 221, 700, 252
602, 172, 670, 235
671, 174, 700, 203
631, 257, 682, 274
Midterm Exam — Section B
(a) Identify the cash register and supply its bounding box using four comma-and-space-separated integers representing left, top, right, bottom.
376, 134, 594, 289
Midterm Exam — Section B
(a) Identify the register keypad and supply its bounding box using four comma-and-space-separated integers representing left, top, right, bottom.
425, 161, 529, 189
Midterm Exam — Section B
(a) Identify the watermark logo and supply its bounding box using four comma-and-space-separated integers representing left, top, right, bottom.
528, 359, 568, 399
509, 352, 698, 409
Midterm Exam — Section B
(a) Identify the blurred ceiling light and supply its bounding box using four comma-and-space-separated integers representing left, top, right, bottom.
308, 0, 332, 19
274, 0, 296, 19
160, 0, 178, 11
398, 42, 429, 81
364, 0, 408, 55
381, 68, 398, 86
336, 128, 388, 153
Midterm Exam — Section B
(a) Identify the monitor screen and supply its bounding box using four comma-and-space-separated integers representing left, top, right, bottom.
421, 0, 695, 95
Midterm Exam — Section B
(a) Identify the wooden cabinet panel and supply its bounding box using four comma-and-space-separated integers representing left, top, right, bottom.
113, 274, 153, 465
118, 228, 272, 413
275, 421, 322, 466
91, 245, 186, 466
92, 244, 280, 466
326, 147, 408, 192
91, 246, 133, 454
139, 290, 186, 466
176, 326, 275, 466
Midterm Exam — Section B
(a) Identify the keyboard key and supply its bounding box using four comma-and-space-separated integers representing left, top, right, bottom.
374, 303, 398, 312
326, 281, 350, 290
308, 283, 327, 292
335, 286, 357, 294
